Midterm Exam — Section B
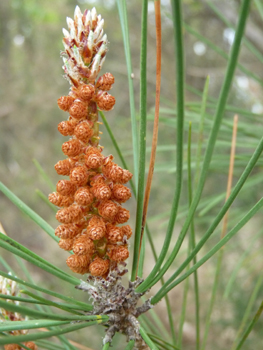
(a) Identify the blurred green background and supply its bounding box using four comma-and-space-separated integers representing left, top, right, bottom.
0, 0, 263, 349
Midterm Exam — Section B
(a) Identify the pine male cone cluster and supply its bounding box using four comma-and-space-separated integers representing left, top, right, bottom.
49, 7, 133, 277
0, 277, 37, 350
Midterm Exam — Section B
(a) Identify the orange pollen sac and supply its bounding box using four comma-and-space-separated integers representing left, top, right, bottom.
95, 91, 115, 111
55, 158, 77, 176
85, 147, 104, 168
74, 121, 94, 142
57, 95, 75, 111
59, 238, 74, 251
55, 223, 85, 239
121, 169, 133, 184
66, 254, 90, 274
56, 204, 84, 224
62, 139, 83, 157
111, 184, 132, 203
78, 84, 95, 101
4, 346, 21, 350
89, 257, 110, 276
74, 186, 94, 206
91, 182, 111, 200
95, 72, 115, 91
87, 216, 106, 240
73, 235, 95, 255
4, 342, 38, 350
114, 207, 130, 224
69, 100, 88, 119
106, 224, 123, 243
56, 180, 77, 196
121, 225, 133, 240
48, 192, 74, 207
24, 342, 38, 350
108, 245, 129, 262
58, 120, 78, 136
102, 160, 133, 184
25, 342, 38, 350
98, 200, 119, 220
70, 166, 89, 186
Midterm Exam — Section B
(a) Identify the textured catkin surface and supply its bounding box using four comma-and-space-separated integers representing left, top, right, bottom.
49, 7, 133, 277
